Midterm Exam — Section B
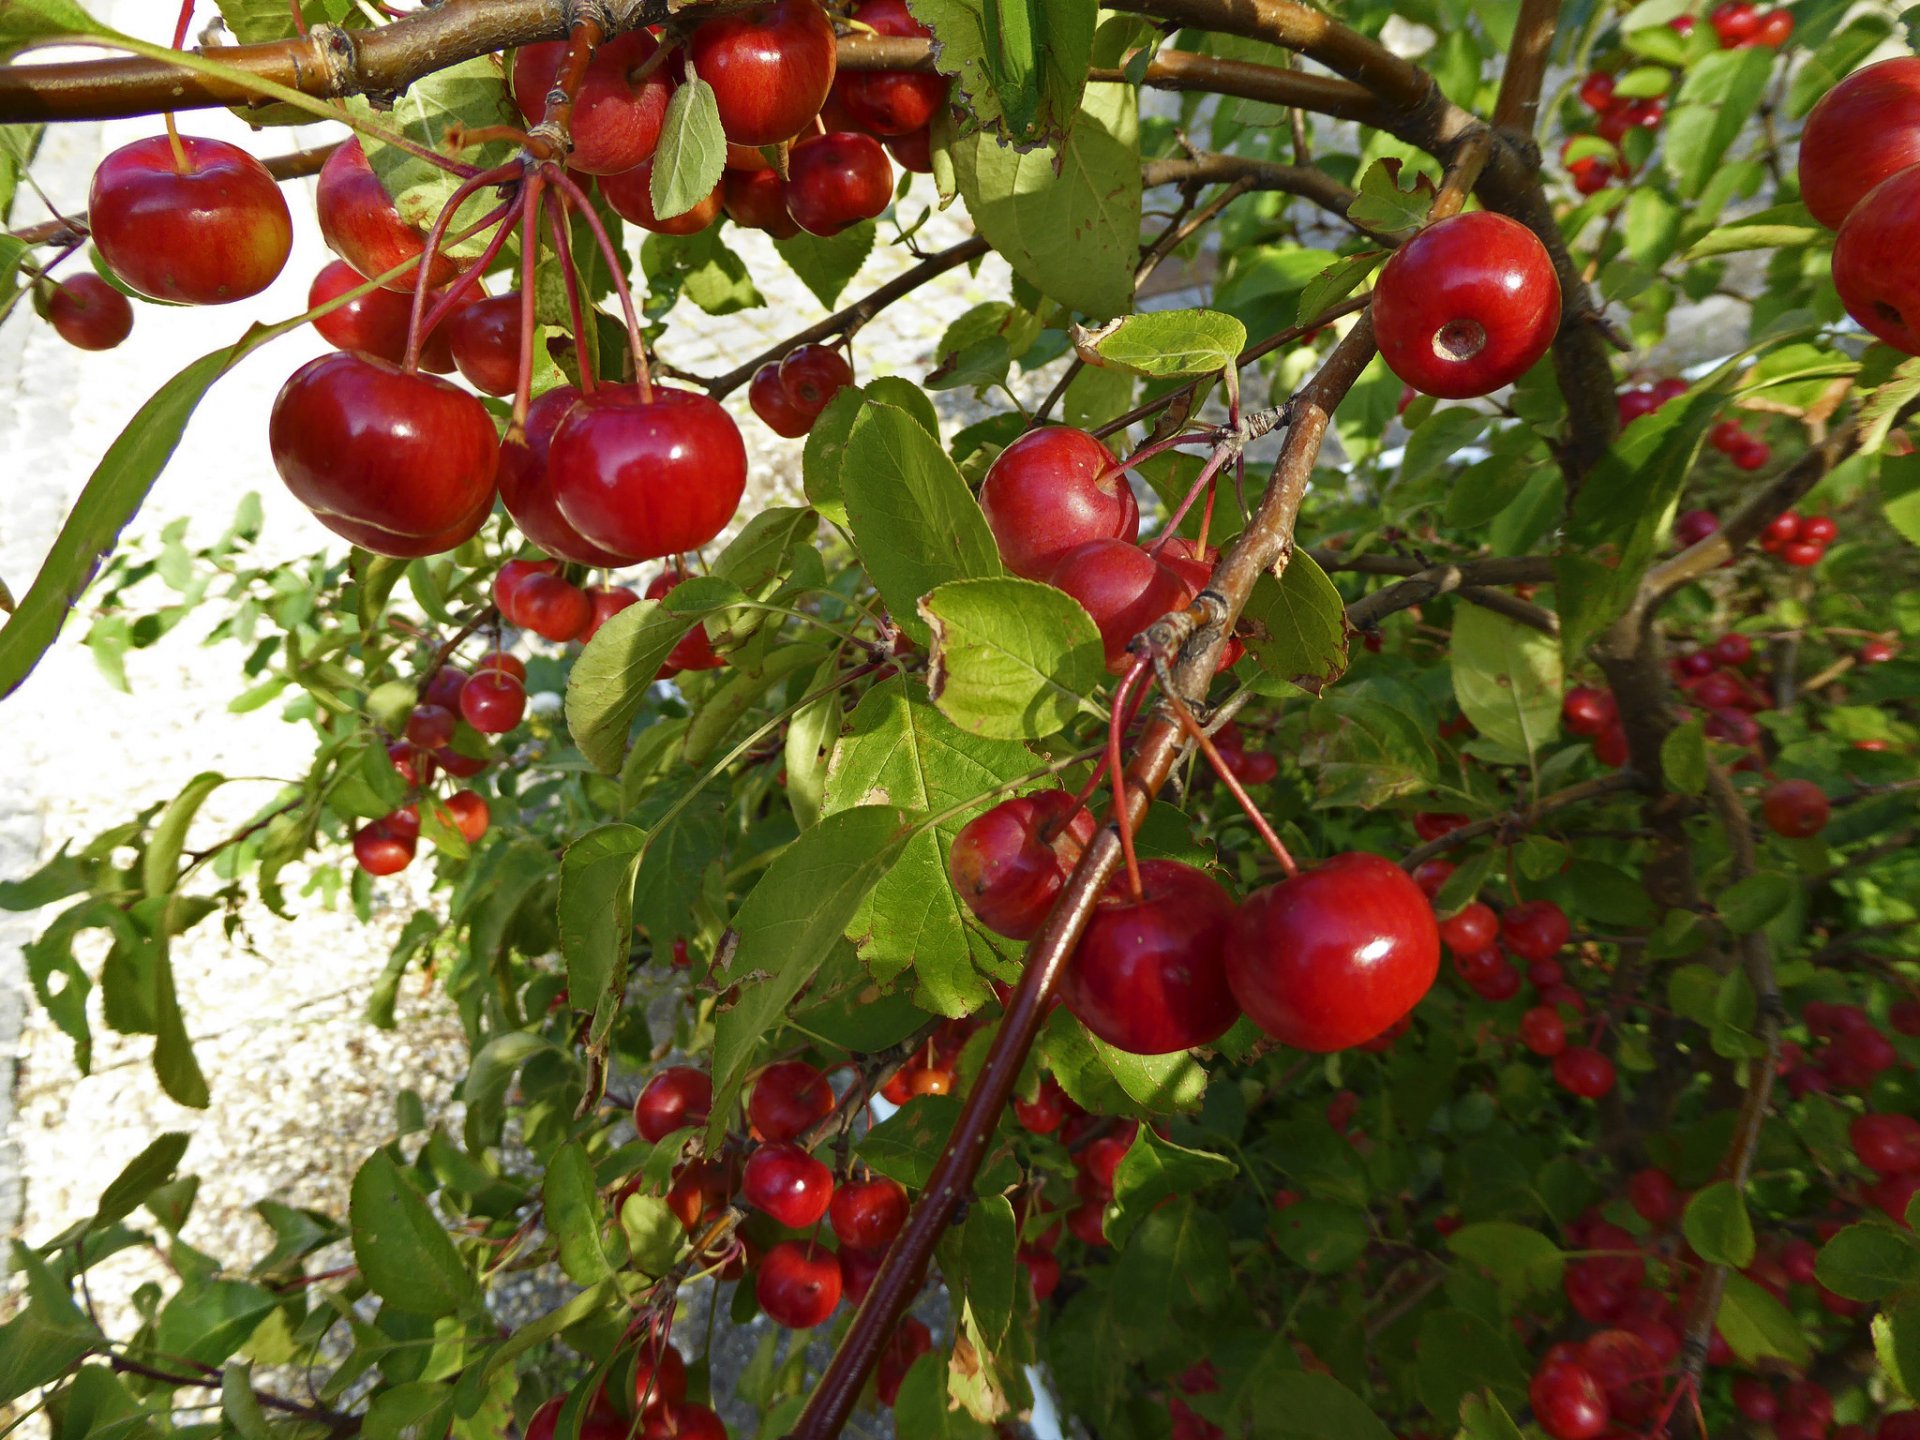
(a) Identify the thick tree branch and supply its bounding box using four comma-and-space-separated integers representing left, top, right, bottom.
1143, 153, 1363, 231
1344, 556, 1557, 632
1490, 0, 1561, 135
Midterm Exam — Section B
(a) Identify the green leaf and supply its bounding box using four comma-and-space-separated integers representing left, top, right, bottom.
1416, 1309, 1527, 1423
1878, 1295, 1920, 1400
155, 1279, 277, 1367
141, 771, 225, 898
222, 1362, 273, 1440
1114, 1201, 1230, 1326
1449, 607, 1561, 758
1459, 1392, 1529, 1440
349, 1152, 480, 1318
1347, 159, 1430, 234
1661, 719, 1708, 795
1685, 216, 1824, 259
1087, 309, 1246, 377
619, 1194, 685, 1278
1272, 1199, 1370, 1274
1716, 871, 1794, 933
565, 575, 742, 772
948, 79, 1139, 318
0, 0, 124, 50
1717, 1270, 1813, 1369
1683, 1181, 1756, 1267
1240, 552, 1349, 695
640, 226, 763, 316
543, 1143, 615, 1285
1107, 1128, 1237, 1246
0, 1244, 101, 1405
774, 222, 877, 309
707, 806, 913, 1147
650, 77, 726, 220
907, 0, 1095, 147
1884, 450, 1920, 546
215, 0, 352, 43
1662, 47, 1777, 198
1788, 15, 1893, 118
1298, 250, 1386, 326
951, 1194, 1018, 1350
859, 1094, 962, 1188
462, 1031, 562, 1152
841, 400, 1003, 646
557, 825, 642, 1044
93, 1132, 190, 1228
921, 576, 1107, 739
1256, 1372, 1394, 1440
1447, 1223, 1566, 1311
1817, 1223, 1920, 1301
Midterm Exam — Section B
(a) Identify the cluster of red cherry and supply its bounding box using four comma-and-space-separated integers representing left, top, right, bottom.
522, 1325, 727, 1440
1613, 375, 1688, 426
1706, 417, 1774, 472
1782, 998, 1910, 1106
1760, 509, 1840, 568
1703, 0, 1795, 46
1563, 68, 1667, 196
1734, 1384, 1920, 1440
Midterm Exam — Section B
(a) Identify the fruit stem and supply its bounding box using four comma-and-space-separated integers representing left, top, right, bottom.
510, 170, 545, 431
1044, 667, 1156, 843
1164, 690, 1299, 878
161, 111, 190, 174
1107, 655, 1150, 903
401, 160, 522, 373
412, 198, 518, 365
544, 188, 597, 394
1145, 442, 1235, 558
170, 0, 195, 49
542, 164, 653, 402
286, 0, 306, 36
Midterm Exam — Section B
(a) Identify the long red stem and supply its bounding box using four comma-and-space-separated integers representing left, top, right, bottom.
171, 0, 194, 48
413, 199, 517, 350
545, 191, 597, 394
541, 166, 653, 401
1107, 655, 1151, 900
1165, 691, 1298, 877
402, 162, 521, 373
511, 172, 545, 429
1147, 445, 1235, 557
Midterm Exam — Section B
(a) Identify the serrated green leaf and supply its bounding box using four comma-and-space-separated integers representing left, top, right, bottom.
650, 78, 726, 221
1450, 607, 1561, 758
1683, 1181, 1755, 1267
921, 576, 1107, 739
1089, 308, 1245, 377
349, 1152, 480, 1318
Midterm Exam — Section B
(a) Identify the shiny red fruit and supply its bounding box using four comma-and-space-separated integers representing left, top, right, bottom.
308, 260, 455, 371
742, 1141, 834, 1228
1554, 1045, 1615, 1098
838, 0, 948, 135
1853, 1112, 1920, 1176
89, 135, 291, 304
1711, 0, 1760, 43
980, 426, 1138, 580
405, 704, 455, 750
829, 1175, 910, 1250
749, 1059, 834, 1141
690, 0, 839, 146
48, 273, 133, 351
269, 352, 498, 558
1835, 166, 1920, 356
494, 559, 558, 623
1627, 1167, 1679, 1225
1437, 900, 1498, 953
786, 131, 895, 236
444, 790, 490, 843
514, 574, 593, 643
1520, 1004, 1567, 1056
353, 819, 415, 875
632, 1336, 687, 1415
445, 292, 524, 397
583, 586, 640, 643
549, 386, 747, 562
749, 362, 809, 437
642, 1404, 726, 1440
315, 137, 457, 292
497, 386, 638, 567
635, 1067, 713, 1143
1225, 851, 1441, 1052
947, 789, 1096, 939
1501, 899, 1569, 962
1762, 778, 1830, 838
422, 666, 468, 711
1562, 685, 1616, 737
755, 1240, 842, 1327
722, 166, 799, 237
885, 126, 934, 173
460, 671, 527, 734
1014, 1076, 1070, 1134
1730, 1376, 1777, 1423
645, 570, 727, 676
1370, 212, 1561, 399
750, 344, 854, 437
511, 30, 674, 176
1411, 859, 1455, 897
1048, 539, 1194, 674
1528, 1363, 1609, 1440
1062, 860, 1239, 1055
1020, 1246, 1061, 1300
600, 158, 724, 235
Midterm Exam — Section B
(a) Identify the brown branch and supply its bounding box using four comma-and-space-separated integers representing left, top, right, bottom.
1095, 48, 1385, 125
1312, 551, 1555, 582
1490, 0, 1561, 135
1142, 153, 1363, 230
108, 1354, 357, 1434
1398, 772, 1644, 869
1345, 556, 1557, 631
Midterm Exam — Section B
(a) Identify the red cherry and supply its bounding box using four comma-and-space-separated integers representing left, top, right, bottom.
1802, 59, 1920, 228
749, 361, 812, 438
89, 135, 291, 304
885, 126, 934, 174
1066, 1198, 1109, 1246
1676, 650, 1717, 680
755, 1239, 842, 1327
511, 30, 674, 176
353, 818, 416, 875
1894, 999, 1920, 1036
1693, 671, 1745, 710
1651, 375, 1688, 403
1412, 811, 1467, 841
1370, 212, 1561, 399
1579, 1330, 1658, 1423
270, 352, 498, 558
665, 1157, 735, 1231
1862, 638, 1898, 663
1453, 946, 1502, 985
839, 1243, 886, 1303
422, 666, 468, 712
497, 386, 640, 567
786, 131, 895, 236
948, 790, 1096, 940
1020, 1246, 1061, 1300
1500, 899, 1569, 962
909, 1067, 953, 1096
1730, 437, 1770, 470
1853, 1112, 1920, 1175
1627, 1167, 1679, 1225
1226, 851, 1440, 1052
549, 386, 747, 562
405, 704, 456, 750
645, 570, 728, 676
1781, 539, 1826, 567
48, 273, 133, 351
875, 1316, 933, 1408
1520, 1004, 1567, 1056
837, 0, 948, 135
1471, 959, 1522, 1002
1048, 539, 1194, 674
601, 158, 724, 235
1568, 153, 1616, 195
1616, 387, 1659, 426
828, 1175, 910, 1250
1711, 0, 1760, 43
1437, 900, 1498, 953
308, 260, 457, 371
631, 1337, 687, 1415
1762, 778, 1830, 838
1883, 1415, 1920, 1440
379, 801, 421, 845
316, 138, 459, 292
1553, 1045, 1615, 1098
1752, 8, 1793, 44
1593, 721, 1629, 768
742, 1141, 835, 1228
980, 426, 1139, 580
1014, 1076, 1070, 1134
389, 742, 433, 787
583, 586, 640, 643
1061, 860, 1239, 1055
1710, 633, 1753, 667
1783, 1381, 1834, 1428
1835, 166, 1920, 356
722, 166, 799, 237
1709, 419, 1747, 454
1561, 685, 1616, 737
1801, 513, 1839, 543
781, 345, 854, 414
635, 1067, 713, 1143
1578, 71, 1617, 110
1411, 859, 1455, 897
1869, 1172, 1920, 1225
445, 292, 524, 397
527, 1398, 564, 1440
748, 1059, 834, 1141
460, 671, 527, 734
1078, 1131, 1133, 1197
443, 790, 490, 843
1730, 1376, 1777, 1423
514, 573, 594, 644
493, 560, 558, 624
1528, 1362, 1609, 1440
642, 1404, 726, 1440
690, 0, 839, 146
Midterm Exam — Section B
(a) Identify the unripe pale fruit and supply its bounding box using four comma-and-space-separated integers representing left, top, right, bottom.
1371, 211, 1561, 398
1799, 58, 1920, 230
48, 273, 133, 351
1834, 166, 1920, 356
89, 135, 292, 304
1226, 852, 1440, 1052
980, 426, 1139, 580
